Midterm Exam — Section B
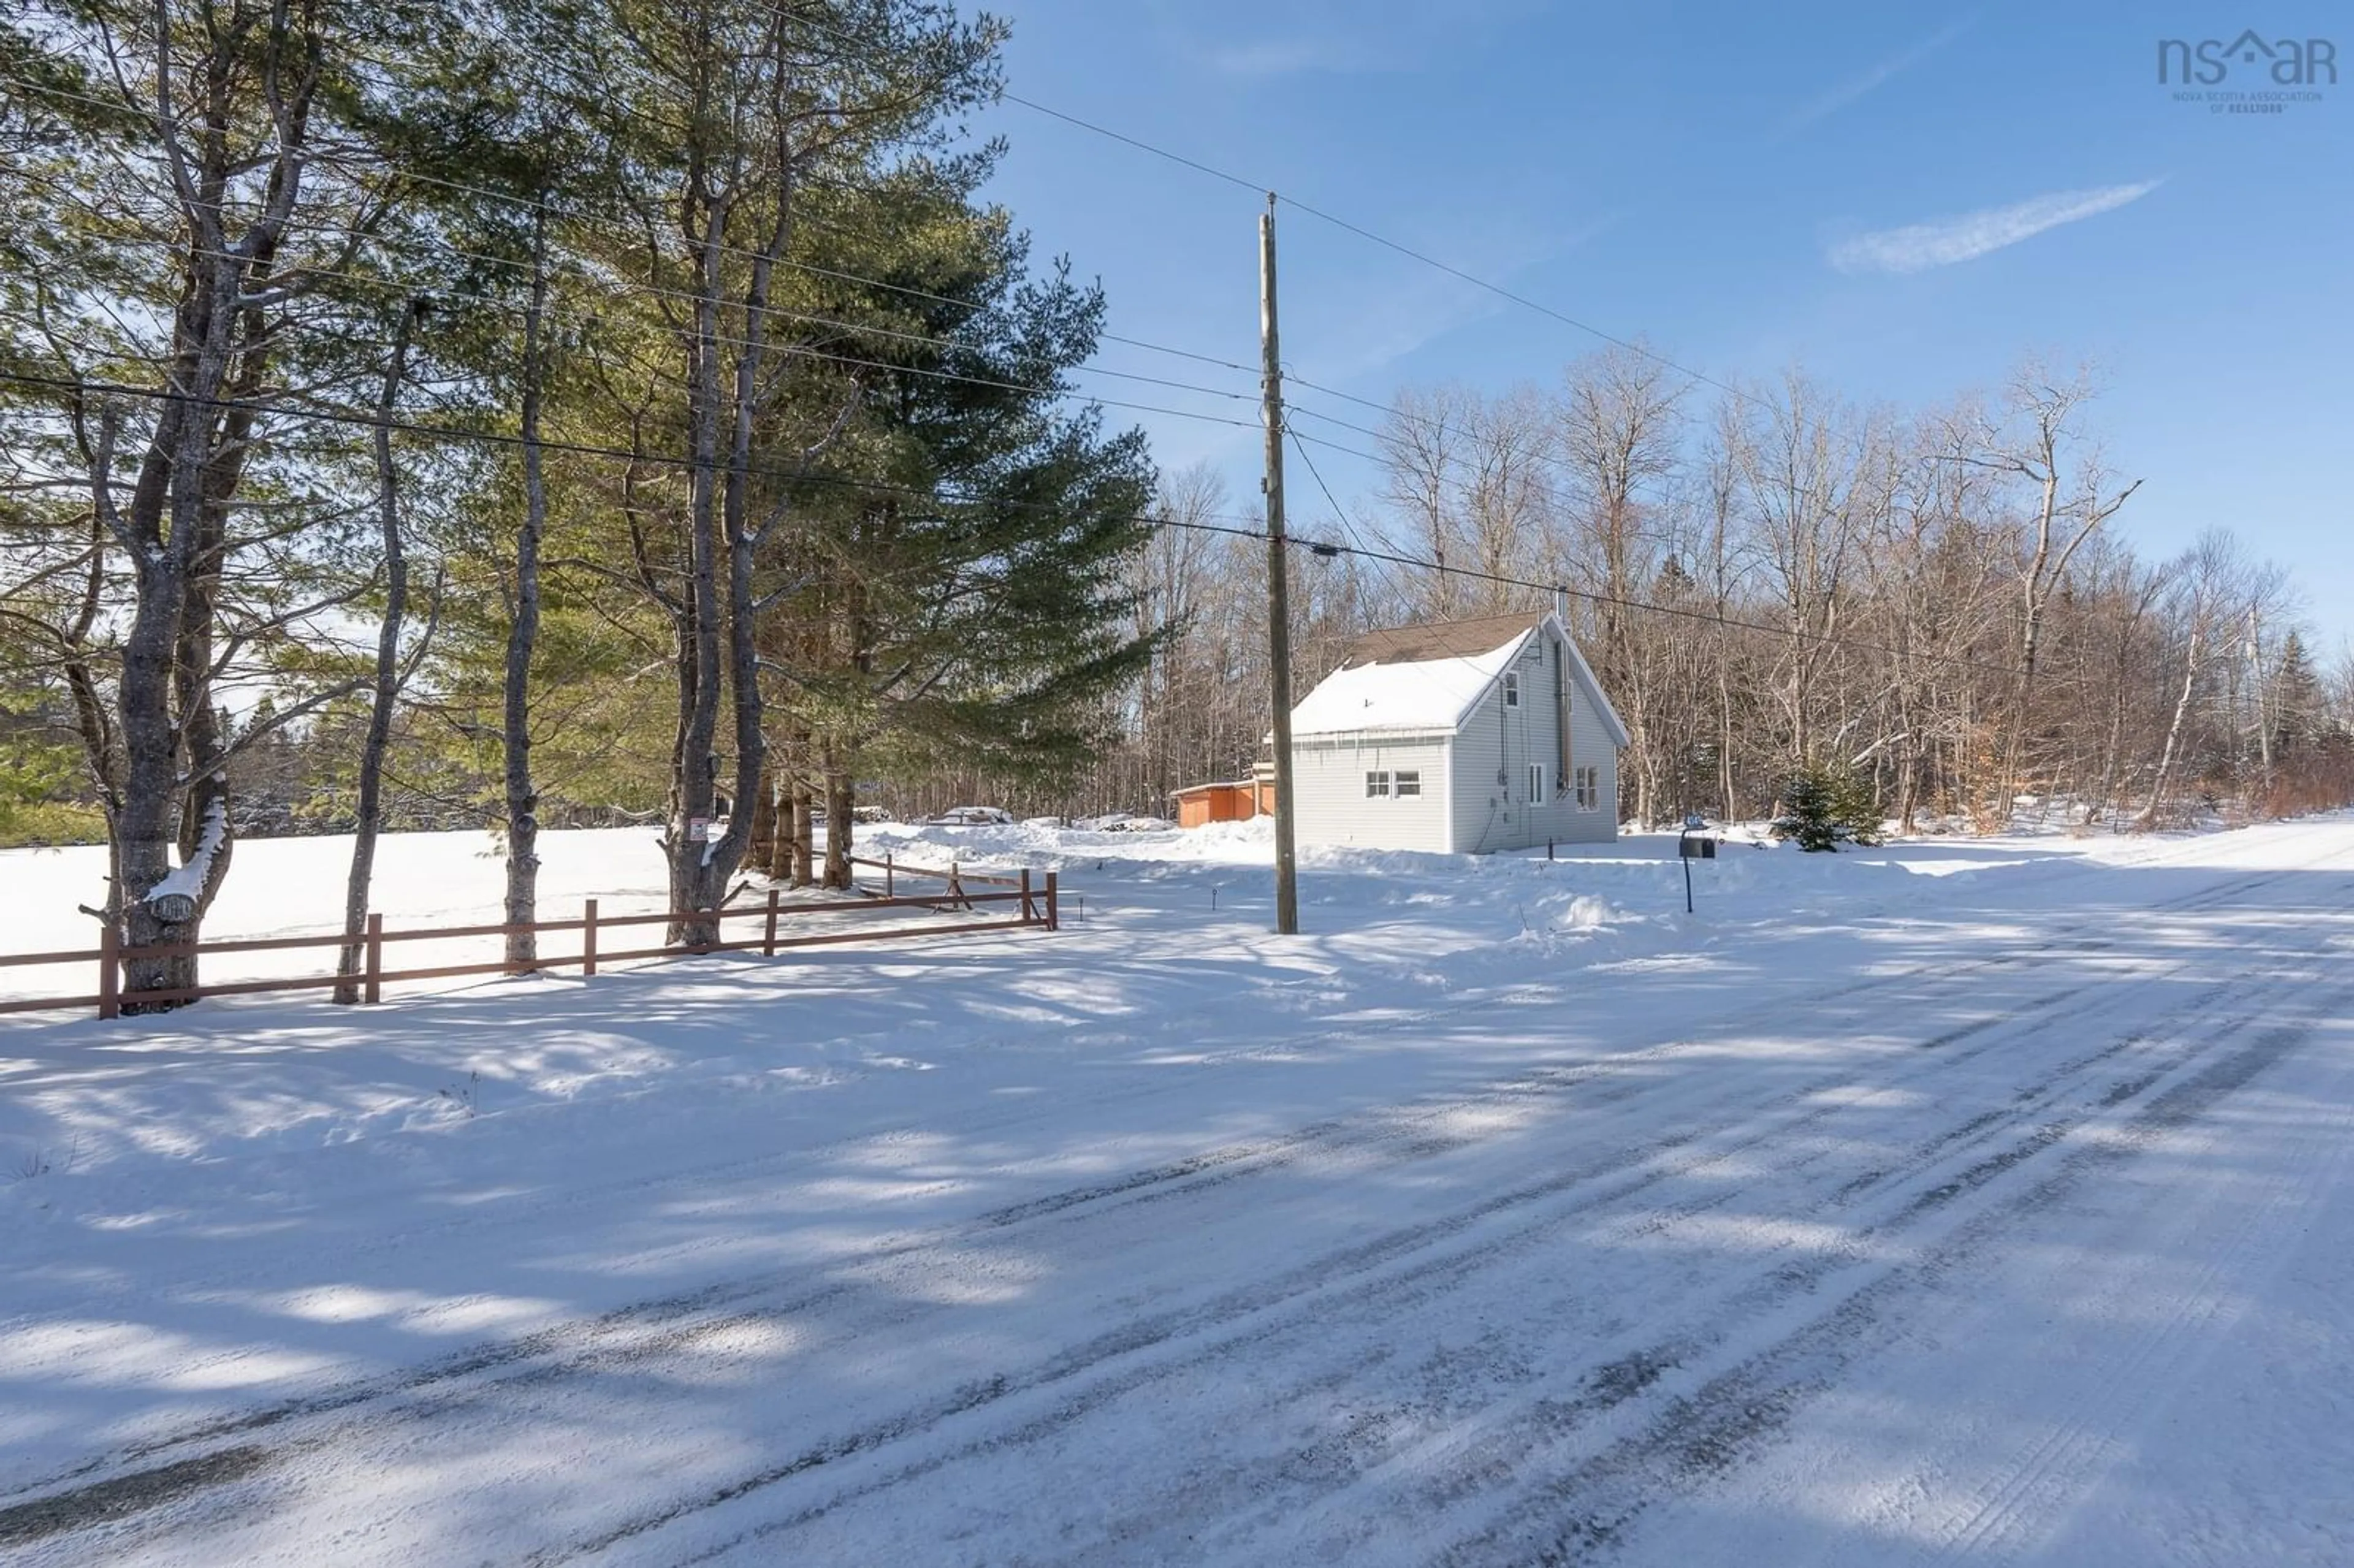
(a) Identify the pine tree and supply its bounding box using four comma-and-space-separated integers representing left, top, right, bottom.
1771, 762, 1883, 851
749, 168, 1160, 879
2272, 629, 2322, 755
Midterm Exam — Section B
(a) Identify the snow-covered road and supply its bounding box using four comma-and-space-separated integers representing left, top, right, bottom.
4, 821, 2352, 1564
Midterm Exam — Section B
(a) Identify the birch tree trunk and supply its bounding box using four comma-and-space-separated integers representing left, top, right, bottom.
2138, 624, 2203, 829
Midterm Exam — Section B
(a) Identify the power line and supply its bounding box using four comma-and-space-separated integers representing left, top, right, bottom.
7, 45, 2013, 681
1278, 529, 2016, 680
1282, 381, 1668, 523
999, 94, 1265, 196
1280, 370, 1398, 421
1274, 195, 1750, 406
495, 0, 1274, 378
20, 107, 1579, 482
1101, 335, 1254, 375
0, 367, 2019, 679
1283, 420, 1378, 562
1279, 400, 1390, 447
332, 31, 1273, 380
15, 238, 1260, 434
1286, 428, 1385, 466
984, 85, 1841, 552
993, 89, 1828, 434
5, 106, 1263, 433
0, 364, 1271, 532
0, 65, 1259, 386
13, 32, 1811, 444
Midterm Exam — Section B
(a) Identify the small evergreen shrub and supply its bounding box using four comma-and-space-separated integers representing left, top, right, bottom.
1771, 764, 1884, 851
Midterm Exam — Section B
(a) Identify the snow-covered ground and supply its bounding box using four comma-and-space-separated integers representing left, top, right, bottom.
1, 817, 2350, 1564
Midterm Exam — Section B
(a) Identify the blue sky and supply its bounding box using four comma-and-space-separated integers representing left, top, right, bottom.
966, 2, 2354, 644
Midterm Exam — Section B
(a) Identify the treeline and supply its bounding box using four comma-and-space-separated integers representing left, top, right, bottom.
0, 0, 1158, 1005
1086, 351, 2354, 832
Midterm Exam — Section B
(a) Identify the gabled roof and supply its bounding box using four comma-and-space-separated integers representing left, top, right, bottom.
1287, 610, 1631, 747
1339, 611, 1547, 669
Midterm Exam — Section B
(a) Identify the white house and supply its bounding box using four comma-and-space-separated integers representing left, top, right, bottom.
1284, 610, 1626, 854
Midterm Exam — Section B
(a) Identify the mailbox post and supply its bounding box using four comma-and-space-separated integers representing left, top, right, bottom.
1677, 813, 1717, 913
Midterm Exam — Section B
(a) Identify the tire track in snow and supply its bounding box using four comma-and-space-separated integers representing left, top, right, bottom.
549, 910, 2323, 1563
0, 862, 2203, 1516
0, 857, 2333, 1557
1417, 1010, 2340, 1568
0, 967, 2146, 1555
796, 957, 2296, 1568
961, 849, 2307, 1239
1903, 1026, 2354, 1564
644, 867, 2352, 1564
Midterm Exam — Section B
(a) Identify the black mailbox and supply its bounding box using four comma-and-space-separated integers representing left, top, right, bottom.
1677, 816, 1715, 913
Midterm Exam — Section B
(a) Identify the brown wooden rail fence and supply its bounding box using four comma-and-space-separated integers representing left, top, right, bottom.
847, 852, 1035, 907
0, 863, 1057, 1021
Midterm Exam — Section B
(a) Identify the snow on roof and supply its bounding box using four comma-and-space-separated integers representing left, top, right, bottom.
1289, 623, 1534, 737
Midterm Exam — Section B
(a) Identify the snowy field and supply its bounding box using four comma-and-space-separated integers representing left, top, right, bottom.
1, 816, 2350, 1564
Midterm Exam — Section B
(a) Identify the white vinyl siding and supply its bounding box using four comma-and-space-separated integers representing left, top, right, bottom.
1449, 626, 1617, 851
1290, 736, 1452, 852
1563, 653, 1619, 835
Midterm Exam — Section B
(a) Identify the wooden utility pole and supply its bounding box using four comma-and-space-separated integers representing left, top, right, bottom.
1260, 193, 1300, 934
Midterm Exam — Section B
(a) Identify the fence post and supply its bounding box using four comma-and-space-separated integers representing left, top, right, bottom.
582, 898, 598, 978
764, 888, 780, 956
1045, 870, 1059, 932
364, 912, 384, 1005
97, 922, 119, 1020
1020, 867, 1034, 924
885, 853, 894, 899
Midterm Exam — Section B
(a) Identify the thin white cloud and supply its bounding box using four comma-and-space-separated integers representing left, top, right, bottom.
1203, 36, 1384, 77
1785, 17, 1975, 131
1829, 180, 2164, 275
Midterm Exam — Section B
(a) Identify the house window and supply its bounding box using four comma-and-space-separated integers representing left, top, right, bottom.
1574, 765, 1602, 811
1395, 771, 1422, 798
1503, 672, 1520, 707
1526, 763, 1545, 803
1365, 771, 1391, 798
